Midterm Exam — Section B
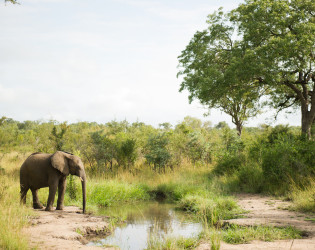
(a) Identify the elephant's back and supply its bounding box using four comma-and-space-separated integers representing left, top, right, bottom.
20, 153, 52, 187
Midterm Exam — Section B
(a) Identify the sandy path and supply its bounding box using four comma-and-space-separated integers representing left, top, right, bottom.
198, 194, 315, 250
23, 206, 115, 250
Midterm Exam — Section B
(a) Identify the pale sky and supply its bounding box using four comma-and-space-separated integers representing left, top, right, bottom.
0, 0, 301, 127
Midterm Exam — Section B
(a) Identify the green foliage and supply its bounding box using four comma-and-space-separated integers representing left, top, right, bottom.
177, 9, 264, 135
236, 164, 264, 193
214, 153, 245, 176
231, 0, 315, 137
90, 131, 116, 172
185, 131, 211, 164
4, 0, 19, 4
50, 122, 69, 151
267, 125, 293, 144
67, 175, 78, 200
262, 137, 315, 193
179, 0, 315, 137
144, 133, 171, 172
115, 133, 138, 169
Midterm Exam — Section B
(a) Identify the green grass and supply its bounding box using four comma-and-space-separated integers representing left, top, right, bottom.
178, 195, 244, 226
147, 224, 303, 249
289, 179, 315, 213
148, 236, 199, 250
0, 153, 34, 249
222, 224, 302, 244
304, 218, 315, 222
88, 180, 151, 207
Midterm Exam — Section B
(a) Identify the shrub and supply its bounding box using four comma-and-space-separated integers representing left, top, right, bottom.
144, 133, 171, 172
214, 153, 245, 175
237, 163, 264, 193
261, 138, 315, 194
178, 195, 241, 225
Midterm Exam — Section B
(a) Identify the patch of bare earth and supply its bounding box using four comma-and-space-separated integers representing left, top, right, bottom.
197, 194, 315, 250
23, 206, 115, 250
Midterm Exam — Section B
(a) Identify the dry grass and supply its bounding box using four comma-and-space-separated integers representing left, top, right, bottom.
0, 152, 34, 249
290, 178, 315, 213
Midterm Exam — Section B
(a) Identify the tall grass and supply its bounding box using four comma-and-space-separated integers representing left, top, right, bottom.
222, 224, 302, 244
290, 179, 315, 213
0, 153, 32, 249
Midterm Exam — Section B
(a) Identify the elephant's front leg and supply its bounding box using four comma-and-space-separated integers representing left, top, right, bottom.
45, 178, 58, 211
56, 176, 67, 210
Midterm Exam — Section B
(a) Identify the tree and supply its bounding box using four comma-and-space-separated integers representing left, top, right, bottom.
50, 122, 69, 151
4, 0, 18, 4
144, 133, 171, 172
177, 9, 264, 136
215, 121, 229, 130
115, 133, 138, 169
0, 117, 7, 126
230, 0, 315, 138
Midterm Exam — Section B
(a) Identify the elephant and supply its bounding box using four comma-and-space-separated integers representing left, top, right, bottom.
20, 151, 86, 213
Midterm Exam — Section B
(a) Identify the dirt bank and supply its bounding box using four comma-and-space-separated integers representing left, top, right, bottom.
198, 194, 315, 250
23, 206, 114, 250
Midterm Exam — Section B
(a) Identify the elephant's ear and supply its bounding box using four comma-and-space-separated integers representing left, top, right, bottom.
51, 151, 69, 175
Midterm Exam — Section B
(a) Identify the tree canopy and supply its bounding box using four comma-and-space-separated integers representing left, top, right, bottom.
178, 0, 315, 138
177, 9, 264, 136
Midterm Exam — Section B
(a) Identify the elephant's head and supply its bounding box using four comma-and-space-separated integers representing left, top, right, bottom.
51, 151, 86, 213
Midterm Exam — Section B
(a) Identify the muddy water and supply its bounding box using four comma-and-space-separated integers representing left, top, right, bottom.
87, 202, 202, 250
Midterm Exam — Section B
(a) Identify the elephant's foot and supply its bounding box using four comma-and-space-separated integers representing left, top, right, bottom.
45, 206, 53, 211
33, 203, 44, 209
56, 205, 64, 210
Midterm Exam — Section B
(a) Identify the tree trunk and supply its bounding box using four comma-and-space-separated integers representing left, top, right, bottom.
236, 122, 243, 137
301, 107, 314, 139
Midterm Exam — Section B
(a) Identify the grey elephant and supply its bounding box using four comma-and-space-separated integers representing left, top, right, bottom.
20, 151, 86, 213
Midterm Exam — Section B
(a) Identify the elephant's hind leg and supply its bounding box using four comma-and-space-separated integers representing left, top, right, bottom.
31, 188, 44, 209
20, 184, 29, 204
20, 184, 30, 204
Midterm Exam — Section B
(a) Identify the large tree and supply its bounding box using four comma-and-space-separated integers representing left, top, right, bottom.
177, 10, 264, 136
231, 0, 315, 138
5, 0, 18, 4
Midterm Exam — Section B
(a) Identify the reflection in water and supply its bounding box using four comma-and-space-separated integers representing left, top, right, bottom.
88, 202, 202, 250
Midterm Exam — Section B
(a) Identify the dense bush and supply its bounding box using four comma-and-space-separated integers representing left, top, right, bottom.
261, 137, 315, 193
0, 116, 314, 196
144, 133, 172, 172
214, 153, 245, 175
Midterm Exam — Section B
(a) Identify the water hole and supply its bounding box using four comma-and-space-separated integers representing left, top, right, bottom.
87, 202, 203, 250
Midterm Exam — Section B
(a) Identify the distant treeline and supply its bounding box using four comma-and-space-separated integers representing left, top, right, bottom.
0, 116, 314, 195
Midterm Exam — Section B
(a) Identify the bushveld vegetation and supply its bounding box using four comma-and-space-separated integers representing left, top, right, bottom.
0, 116, 314, 249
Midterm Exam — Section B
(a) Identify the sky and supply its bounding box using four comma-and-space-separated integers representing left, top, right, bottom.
0, 0, 301, 128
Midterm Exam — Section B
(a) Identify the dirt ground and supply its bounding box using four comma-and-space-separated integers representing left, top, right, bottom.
23, 206, 115, 250
198, 194, 315, 250
24, 195, 315, 249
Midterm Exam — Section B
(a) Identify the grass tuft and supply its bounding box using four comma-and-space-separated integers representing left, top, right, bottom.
222, 224, 302, 244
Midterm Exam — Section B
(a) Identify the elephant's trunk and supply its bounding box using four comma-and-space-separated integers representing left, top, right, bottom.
81, 174, 86, 214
